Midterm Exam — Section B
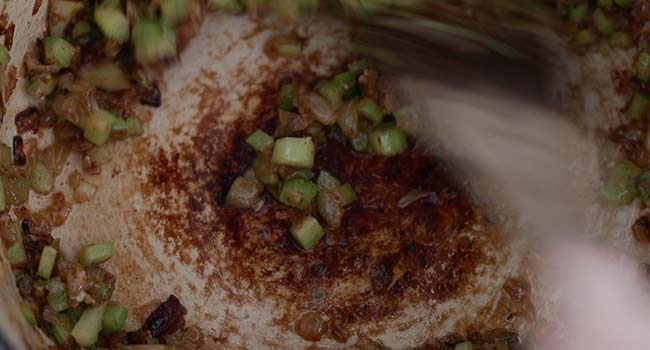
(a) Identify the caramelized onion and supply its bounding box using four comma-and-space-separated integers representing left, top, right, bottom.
337, 101, 359, 139
298, 92, 336, 126
295, 311, 328, 342
397, 190, 434, 208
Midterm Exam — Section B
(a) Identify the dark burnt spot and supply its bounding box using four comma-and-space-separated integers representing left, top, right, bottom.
145, 68, 497, 333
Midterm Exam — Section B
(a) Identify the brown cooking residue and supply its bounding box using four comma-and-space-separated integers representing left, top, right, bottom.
144, 73, 502, 334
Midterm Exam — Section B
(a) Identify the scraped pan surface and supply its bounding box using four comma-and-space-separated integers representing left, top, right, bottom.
0, 2, 538, 349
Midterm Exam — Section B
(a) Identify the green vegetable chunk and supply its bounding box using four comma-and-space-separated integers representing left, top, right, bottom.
102, 302, 128, 334
37, 245, 58, 279
52, 315, 73, 345
71, 304, 106, 347
455, 341, 473, 350
601, 177, 638, 205
84, 62, 130, 91
369, 127, 408, 156
161, 0, 190, 25
290, 215, 324, 250
78, 241, 116, 266
278, 83, 295, 110
568, 4, 588, 24
316, 170, 341, 191
573, 29, 597, 47
20, 303, 37, 326
594, 9, 614, 35
94, 0, 130, 43
636, 51, 650, 82
357, 98, 384, 124
43, 37, 76, 68
610, 159, 642, 180
7, 243, 27, 266
272, 137, 315, 168
246, 129, 275, 152
615, 0, 634, 7
84, 109, 115, 146
317, 81, 343, 110
637, 170, 650, 202
28, 76, 57, 99
348, 59, 370, 75
125, 117, 144, 137
626, 92, 650, 120
351, 132, 369, 152
47, 290, 70, 313
132, 18, 178, 64
4, 176, 31, 207
30, 160, 54, 195
0, 44, 8, 69
72, 21, 93, 41
208, 0, 242, 12
279, 178, 317, 209
336, 183, 357, 206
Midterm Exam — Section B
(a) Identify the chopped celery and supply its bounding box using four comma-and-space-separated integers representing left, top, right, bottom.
111, 117, 128, 132
225, 176, 263, 209
357, 98, 384, 124
615, 0, 633, 7
43, 37, 76, 68
573, 29, 597, 47
636, 51, 650, 82
335, 183, 357, 206
316, 170, 341, 191
637, 170, 650, 202
30, 160, 54, 195
568, 4, 588, 24
46, 277, 65, 294
94, 1, 130, 43
290, 215, 324, 250
599, 140, 623, 164
271, 137, 315, 168
71, 304, 106, 347
47, 290, 70, 313
0, 177, 5, 212
593, 9, 614, 35
0, 143, 11, 172
161, 0, 190, 25
125, 117, 144, 137
609, 31, 633, 49
52, 316, 73, 345
455, 341, 473, 350
37, 245, 58, 279
84, 109, 115, 145
348, 59, 370, 75
351, 132, 369, 152
253, 155, 279, 186
369, 127, 408, 156
67, 308, 83, 324
84, 62, 131, 91
49, 0, 85, 37
275, 42, 302, 58
279, 178, 317, 209
610, 159, 642, 180
7, 242, 27, 266
246, 129, 275, 152
626, 92, 650, 120
79, 242, 116, 266
600, 177, 637, 205
4, 175, 31, 207
102, 302, 128, 334
72, 21, 93, 41
317, 81, 343, 110
208, 0, 242, 12
0, 44, 9, 69
28, 75, 57, 99
333, 71, 356, 89
278, 83, 295, 111
20, 304, 37, 326
284, 169, 315, 181
132, 18, 177, 64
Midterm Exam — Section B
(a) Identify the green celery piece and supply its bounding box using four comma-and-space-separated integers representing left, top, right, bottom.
28, 76, 57, 99
317, 81, 343, 110
20, 303, 37, 326
615, 0, 634, 7
0, 44, 9, 69
30, 160, 54, 195
573, 29, 597, 47
43, 37, 76, 68
284, 169, 315, 181
72, 21, 93, 41
208, 0, 242, 12
161, 0, 190, 25
271, 137, 315, 168
132, 18, 177, 64
333, 71, 356, 89
290, 215, 324, 250
357, 98, 384, 124
125, 117, 144, 137
7, 243, 27, 266
4, 175, 31, 207
67, 308, 83, 324
455, 341, 473, 350
47, 290, 70, 313
316, 170, 341, 191
246, 129, 274, 152
52, 315, 72, 345
71, 304, 107, 347
347, 59, 370, 75
609, 159, 642, 180
568, 3, 588, 24
94, 1, 130, 43
84, 62, 131, 92
279, 178, 317, 209
369, 126, 408, 156
102, 302, 128, 334
79, 241, 116, 266
278, 83, 295, 111
637, 170, 650, 202
636, 51, 650, 82
626, 92, 650, 120
84, 109, 115, 145
351, 132, 369, 152
335, 183, 357, 206
37, 245, 58, 279
600, 177, 638, 205
593, 9, 615, 35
